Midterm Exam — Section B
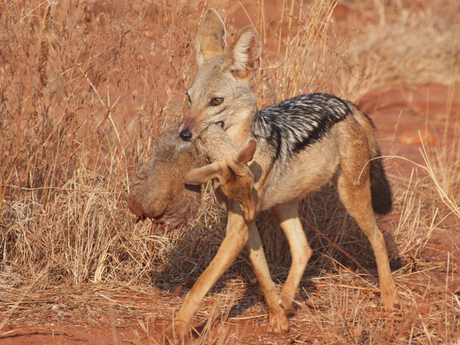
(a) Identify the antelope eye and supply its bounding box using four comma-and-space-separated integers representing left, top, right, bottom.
210, 97, 224, 106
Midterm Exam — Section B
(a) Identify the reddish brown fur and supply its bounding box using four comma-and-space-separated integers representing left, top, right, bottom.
128, 124, 202, 228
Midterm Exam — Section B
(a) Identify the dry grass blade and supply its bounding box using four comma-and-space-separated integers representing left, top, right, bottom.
0, 327, 79, 340
419, 134, 460, 219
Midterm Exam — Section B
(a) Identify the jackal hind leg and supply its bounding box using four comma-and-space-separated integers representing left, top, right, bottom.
335, 173, 400, 310
273, 201, 312, 315
246, 223, 289, 333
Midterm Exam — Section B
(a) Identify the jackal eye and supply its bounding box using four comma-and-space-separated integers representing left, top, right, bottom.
210, 97, 224, 106
186, 93, 192, 105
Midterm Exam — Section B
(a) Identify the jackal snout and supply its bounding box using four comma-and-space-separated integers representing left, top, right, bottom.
180, 117, 226, 141
179, 117, 203, 141
179, 127, 193, 141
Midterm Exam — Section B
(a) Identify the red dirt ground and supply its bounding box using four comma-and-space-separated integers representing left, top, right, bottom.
361, 84, 460, 173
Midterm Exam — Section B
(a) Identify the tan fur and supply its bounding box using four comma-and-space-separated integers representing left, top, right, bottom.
169, 9, 400, 343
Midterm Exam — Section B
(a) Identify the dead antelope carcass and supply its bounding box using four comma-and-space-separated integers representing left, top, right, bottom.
128, 122, 257, 227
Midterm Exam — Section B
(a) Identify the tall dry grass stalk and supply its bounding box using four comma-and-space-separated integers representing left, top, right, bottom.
337, 0, 460, 99
1, 0, 459, 342
0, 0, 353, 289
1, 0, 197, 287
255, 0, 341, 104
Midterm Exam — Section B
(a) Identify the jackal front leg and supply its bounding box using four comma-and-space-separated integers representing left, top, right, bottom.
165, 204, 250, 343
246, 223, 289, 333
273, 201, 312, 314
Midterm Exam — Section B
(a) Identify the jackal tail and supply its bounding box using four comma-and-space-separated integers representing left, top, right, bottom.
350, 103, 392, 215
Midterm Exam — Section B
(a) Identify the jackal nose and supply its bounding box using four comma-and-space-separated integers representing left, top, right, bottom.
179, 128, 193, 141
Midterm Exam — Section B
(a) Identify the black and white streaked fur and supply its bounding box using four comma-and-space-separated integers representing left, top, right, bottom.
253, 93, 350, 162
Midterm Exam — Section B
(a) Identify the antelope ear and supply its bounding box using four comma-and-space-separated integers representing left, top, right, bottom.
224, 26, 261, 78
234, 140, 257, 165
184, 162, 222, 185
196, 9, 226, 66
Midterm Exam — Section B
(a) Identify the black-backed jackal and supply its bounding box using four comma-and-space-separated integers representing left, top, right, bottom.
169, 9, 400, 342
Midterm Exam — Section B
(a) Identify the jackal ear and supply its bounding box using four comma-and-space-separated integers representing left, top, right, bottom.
224, 26, 261, 78
196, 9, 226, 66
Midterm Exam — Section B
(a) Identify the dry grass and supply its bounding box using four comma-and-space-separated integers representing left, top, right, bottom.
333, 0, 460, 99
1, 0, 459, 344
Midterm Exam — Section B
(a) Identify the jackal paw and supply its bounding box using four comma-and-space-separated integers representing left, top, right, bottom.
382, 290, 401, 311
165, 321, 191, 345
267, 305, 290, 334
280, 295, 297, 317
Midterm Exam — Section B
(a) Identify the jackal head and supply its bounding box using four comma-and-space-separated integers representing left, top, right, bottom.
179, 9, 261, 142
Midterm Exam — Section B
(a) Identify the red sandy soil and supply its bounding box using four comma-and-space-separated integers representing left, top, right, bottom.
361, 84, 460, 172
